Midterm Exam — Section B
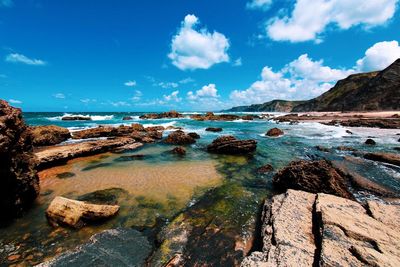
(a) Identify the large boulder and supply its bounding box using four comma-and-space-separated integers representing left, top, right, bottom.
266, 127, 284, 137
273, 160, 353, 199
31, 125, 71, 146
46, 196, 119, 229
205, 127, 223, 132
0, 100, 39, 223
164, 130, 196, 145
207, 135, 257, 155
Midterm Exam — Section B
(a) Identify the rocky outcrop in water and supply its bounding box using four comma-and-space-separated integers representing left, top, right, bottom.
242, 190, 400, 267
30, 125, 71, 146
365, 138, 376, 145
273, 160, 353, 199
37, 228, 151, 267
164, 130, 196, 145
46, 196, 119, 229
364, 152, 400, 167
171, 146, 186, 155
323, 118, 400, 129
139, 110, 183, 119
61, 115, 91, 121
0, 100, 39, 223
207, 135, 257, 155
265, 127, 284, 137
191, 112, 240, 121
205, 127, 223, 132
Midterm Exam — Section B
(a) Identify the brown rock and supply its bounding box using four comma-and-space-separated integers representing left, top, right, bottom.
190, 112, 240, 121
164, 130, 195, 145
273, 160, 353, 199
131, 123, 145, 131
364, 152, 400, 167
315, 145, 330, 152
139, 110, 183, 119
30, 125, 71, 146
205, 127, 223, 132
145, 126, 165, 132
266, 127, 284, 137
122, 116, 133, 120
46, 196, 119, 229
188, 132, 200, 139
257, 164, 273, 173
207, 135, 257, 155
0, 100, 39, 223
61, 115, 91, 121
171, 146, 186, 156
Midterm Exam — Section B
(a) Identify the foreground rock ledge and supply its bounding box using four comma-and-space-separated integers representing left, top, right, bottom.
242, 190, 400, 267
46, 196, 119, 229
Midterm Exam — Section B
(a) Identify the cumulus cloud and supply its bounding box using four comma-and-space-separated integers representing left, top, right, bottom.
53, 93, 65, 99
356, 40, 400, 71
267, 0, 398, 42
233, 58, 242, 67
158, 82, 179, 89
5, 53, 46, 65
187, 84, 219, 100
187, 84, 224, 110
131, 90, 142, 102
246, 0, 273, 10
9, 99, 22, 104
110, 101, 131, 107
80, 98, 96, 104
124, 80, 137, 87
168, 14, 230, 70
163, 90, 181, 102
229, 54, 354, 105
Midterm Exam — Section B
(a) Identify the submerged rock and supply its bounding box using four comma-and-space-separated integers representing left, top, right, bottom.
164, 130, 196, 145
188, 132, 200, 139
0, 100, 39, 223
273, 160, 354, 199
114, 154, 145, 161
171, 146, 186, 155
30, 125, 71, 146
207, 135, 257, 155
46, 196, 119, 229
37, 228, 152, 267
242, 190, 400, 267
56, 172, 76, 179
205, 127, 223, 132
78, 188, 129, 205
257, 164, 273, 174
265, 127, 284, 137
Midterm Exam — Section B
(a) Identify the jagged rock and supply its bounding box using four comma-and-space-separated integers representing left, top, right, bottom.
190, 112, 240, 121
145, 126, 165, 132
315, 145, 331, 152
242, 190, 400, 267
30, 125, 71, 146
364, 152, 400, 167
188, 132, 200, 139
0, 100, 39, 223
164, 130, 195, 145
46, 196, 119, 228
257, 164, 273, 173
131, 123, 145, 131
273, 160, 354, 199
205, 127, 223, 132
266, 127, 284, 137
61, 115, 91, 121
139, 110, 183, 119
365, 138, 376, 145
207, 135, 257, 155
35, 137, 142, 169
171, 146, 186, 155
324, 118, 400, 129
37, 228, 152, 267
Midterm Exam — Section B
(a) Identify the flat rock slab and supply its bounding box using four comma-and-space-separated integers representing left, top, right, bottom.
37, 228, 152, 267
46, 196, 119, 229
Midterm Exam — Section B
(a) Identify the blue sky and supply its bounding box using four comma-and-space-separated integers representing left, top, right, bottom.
1, 0, 400, 111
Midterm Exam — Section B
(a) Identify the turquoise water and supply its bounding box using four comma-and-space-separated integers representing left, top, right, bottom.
1, 112, 398, 265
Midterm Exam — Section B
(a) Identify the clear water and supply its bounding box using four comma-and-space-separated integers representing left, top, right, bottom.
1, 112, 399, 266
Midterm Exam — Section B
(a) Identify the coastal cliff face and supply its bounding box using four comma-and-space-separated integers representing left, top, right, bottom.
0, 100, 39, 223
227, 58, 400, 112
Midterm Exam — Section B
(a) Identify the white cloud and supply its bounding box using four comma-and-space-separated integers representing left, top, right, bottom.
110, 101, 131, 107
168, 14, 230, 70
5, 53, 46, 66
131, 90, 142, 102
230, 54, 354, 105
186, 84, 224, 110
124, 80, 137, 87
246, 0, 273, 10
267, 0, 398, 42
9, 99, 22, 104
53, 93, 66, 99
80, 98, 96, 104
356, 40, 400, 71
233, 58, 243, 67
158, 82, 179, 89
163, 90, 181, 102
179, 77, 195, 84
187, 84, 219, 100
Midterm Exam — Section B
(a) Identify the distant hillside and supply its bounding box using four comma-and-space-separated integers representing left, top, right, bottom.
225, 100, 306, 112
226, 58, 400, 112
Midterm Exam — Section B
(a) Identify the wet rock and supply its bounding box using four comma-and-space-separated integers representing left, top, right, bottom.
336, 146, 357, 151
171, 146, 186, 156
131, 123, 145, 131
266, 127, 284, 137
188, 132, 200, 139
37, 228, 152, 267
56, 172, 76, 179
114, 154, 145, 161
122, 116, 133, 120
315, 145, 330, 152
78, 188, 129, 205
364, 152, 400, 167
30, 125, 71, 146
35, 138, 142, 170
61, 115, 91, 121
346, 129, 353, 134
242, 115, 258, 120
365, 138, 376, 145
145, 126, 165, 132
140, 110, 183, 119
191, 112, 240, 121
257, 164, 273, 173
0, 100, 39, 223
273, 160, 354, 199
207, 135, 257, 155
324, 118, 400, 129
205, 127, 223, 132
46, 196, 119, 229
164, 130, 196, 145
113, 142, 144, 153
394, 147, 400, 151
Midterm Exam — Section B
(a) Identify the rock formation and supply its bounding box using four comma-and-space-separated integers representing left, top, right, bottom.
266, 127, 284, 137
207, 135, 257, 155
164, 130, 196, 145
30, 125, 71, 146
139, 110, 183, 119
0, 100, 39, 223
205, 127, 223, 132
171, 146, 186, 155
364, 152, 400, 167
190, 112, 240, 121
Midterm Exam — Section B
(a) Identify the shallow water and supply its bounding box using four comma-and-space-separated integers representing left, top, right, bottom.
1, 112, 400, 265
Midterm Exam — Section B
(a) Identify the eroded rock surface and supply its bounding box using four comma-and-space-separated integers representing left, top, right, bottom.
364, 152, 400, 167
207, 135, 257, 155
0, 100, 39, 223
265, 127, 284, 137
242, 190, 400, 267
139, 110, 183, 119
164, 130, 196, 145
30, 125, 71, 146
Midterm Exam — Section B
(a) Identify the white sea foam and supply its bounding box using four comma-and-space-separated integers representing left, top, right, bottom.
46, 113, 114, 121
